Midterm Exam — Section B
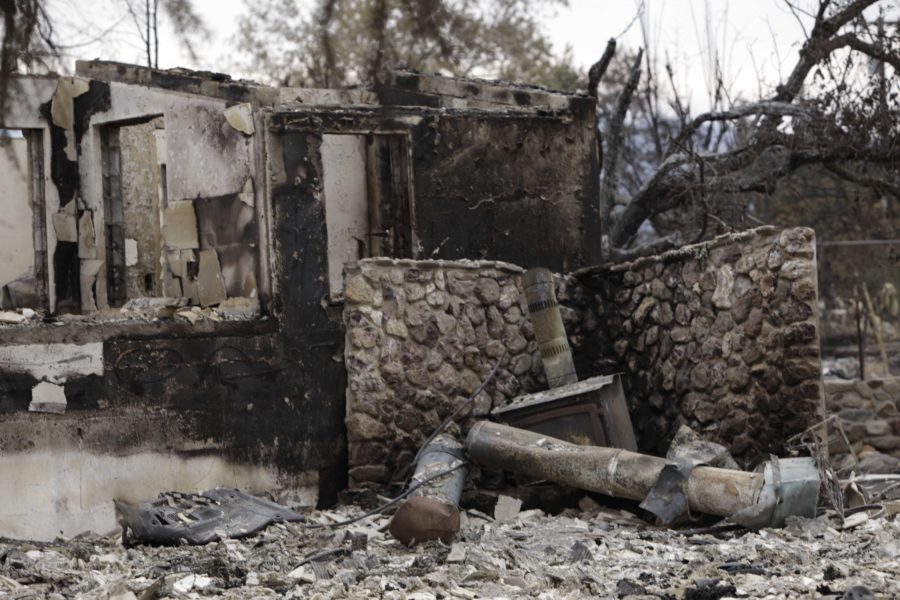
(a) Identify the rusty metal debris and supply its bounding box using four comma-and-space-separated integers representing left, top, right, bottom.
389, 434, 468, 546
493, 373, 637, 451
465, 421, 820, 529
114, 488, 305, 546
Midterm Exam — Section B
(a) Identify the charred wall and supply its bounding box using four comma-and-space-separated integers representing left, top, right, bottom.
410, 109, 600, 270
0, 67, 602, 538
269, 102, 601, 272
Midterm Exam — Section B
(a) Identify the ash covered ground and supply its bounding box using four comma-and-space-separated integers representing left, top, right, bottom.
2, 501, 898, 599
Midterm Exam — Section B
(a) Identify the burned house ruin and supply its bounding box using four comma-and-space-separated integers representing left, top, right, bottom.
0, 61, 826, 541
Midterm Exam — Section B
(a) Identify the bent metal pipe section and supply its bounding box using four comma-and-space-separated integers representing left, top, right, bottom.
466, 421, 765, 519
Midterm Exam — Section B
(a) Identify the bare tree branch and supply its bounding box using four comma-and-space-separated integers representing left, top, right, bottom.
826, 162, 900, 199
601, 47, 643, 223
775, 0, 880, 102
823, 33, 900, 71
607, 231, 683, 262
672, 101, 809, 149
587, 38, 616, 98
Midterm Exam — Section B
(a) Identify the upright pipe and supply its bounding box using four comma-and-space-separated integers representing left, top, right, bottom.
389, 435, 467, 545
466, 421, 765, 518
522, 268, 578, 388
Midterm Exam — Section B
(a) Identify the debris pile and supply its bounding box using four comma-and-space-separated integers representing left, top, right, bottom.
0, 297, 261, 327
2, 499, 899, 598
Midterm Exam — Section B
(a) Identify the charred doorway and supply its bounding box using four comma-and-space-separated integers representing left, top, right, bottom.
101, 116, 166, 307
321, 133, 414, 295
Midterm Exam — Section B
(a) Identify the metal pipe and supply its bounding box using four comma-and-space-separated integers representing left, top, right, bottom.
389, 434, 468, 545
522, 268, 578, 388
466, 421, 765, 518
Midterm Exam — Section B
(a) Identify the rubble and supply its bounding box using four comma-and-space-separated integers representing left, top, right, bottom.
1, 501, 899, 598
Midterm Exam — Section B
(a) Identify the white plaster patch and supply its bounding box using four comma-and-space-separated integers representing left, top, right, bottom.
125, 238, 139, 266
29, 381, 67, 414
223, 102, 255, 135
0, 342, 103, 383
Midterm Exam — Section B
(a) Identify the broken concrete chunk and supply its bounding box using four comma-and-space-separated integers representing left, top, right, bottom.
125, 238, 138, 266
494, 495, 522, 522
122, 297, 187, 319
78, 211, 97, 259
216, 296, 260, 320
446, 543, 467, 563
176, 309, 200, 324
29, 381, 67, 414
52, 210, 78, 243
197, 249, 227, 307
224, 103, 255, 136
164, 203, 199, 250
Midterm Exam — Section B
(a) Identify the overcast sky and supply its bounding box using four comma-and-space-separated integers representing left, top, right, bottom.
49, 0, 898, 110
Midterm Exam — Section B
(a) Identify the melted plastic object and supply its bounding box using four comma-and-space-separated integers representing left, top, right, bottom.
114, 488, 305, 546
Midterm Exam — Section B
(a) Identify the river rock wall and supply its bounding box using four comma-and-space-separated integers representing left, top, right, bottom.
344, 227, 828, 485
342, 259, 543, 486
563, 227, 826, 465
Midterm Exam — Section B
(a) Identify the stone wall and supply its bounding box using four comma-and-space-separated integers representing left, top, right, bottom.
343, 259, 543, 486
563, 227, 826, 465
343, 227, 828, 485
825, 378, 900, 473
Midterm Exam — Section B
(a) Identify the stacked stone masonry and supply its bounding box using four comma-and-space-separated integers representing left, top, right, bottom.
344, 227, 827, 486
562, 227, 826, 465
826, 377, 900, 473
343, 259, 543, 486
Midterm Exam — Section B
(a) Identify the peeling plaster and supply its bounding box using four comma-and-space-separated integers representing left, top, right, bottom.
164, 202, 199, 249
80, 259, 103, 312
78, 211, 97, 259
197, 249, 227, 307
52, 202, 78, 243
49, 77, 91, 161
224, 102, 255, 136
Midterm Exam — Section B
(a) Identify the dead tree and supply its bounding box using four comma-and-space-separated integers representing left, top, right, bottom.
592, 0, 900, 262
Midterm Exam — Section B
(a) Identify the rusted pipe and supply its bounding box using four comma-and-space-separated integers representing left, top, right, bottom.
466, 421, 765, 518
522, 268, 578, 388
389, 434, 467, 545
